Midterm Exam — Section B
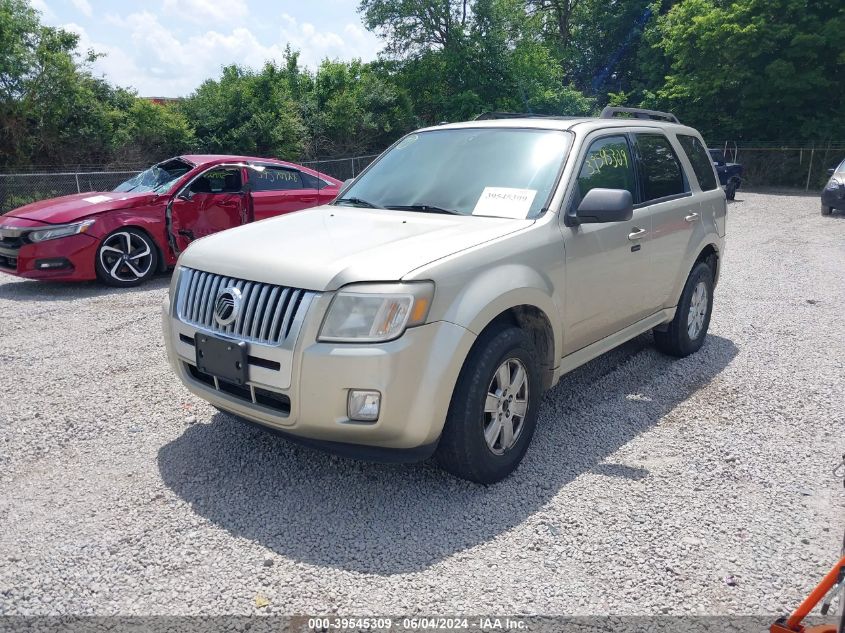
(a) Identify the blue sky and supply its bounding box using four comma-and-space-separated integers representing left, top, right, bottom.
31, 0, 384, 97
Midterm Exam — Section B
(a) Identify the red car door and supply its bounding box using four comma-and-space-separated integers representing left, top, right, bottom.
248, 166, 333, 221
170, 167, 247, 252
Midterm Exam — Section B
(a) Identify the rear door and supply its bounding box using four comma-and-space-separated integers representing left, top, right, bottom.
631, 132, 696, 309
248, 166, 329, 221
170, 166, 247, 252
301, 171, 339, 206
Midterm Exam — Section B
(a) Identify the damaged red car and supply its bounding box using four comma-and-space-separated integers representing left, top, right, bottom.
0, 155, 341, 286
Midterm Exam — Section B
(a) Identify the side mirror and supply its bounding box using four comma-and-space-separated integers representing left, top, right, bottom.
177, 189, 193, 201
342, 178, 354, 189
574, 188, 633, 224
828, 168, 836, 176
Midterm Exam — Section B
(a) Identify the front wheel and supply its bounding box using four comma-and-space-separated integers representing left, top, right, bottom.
653, 261, 714, 357
95, 228, 158, 287
436, 325, 542, 484
821, 203, 833, 216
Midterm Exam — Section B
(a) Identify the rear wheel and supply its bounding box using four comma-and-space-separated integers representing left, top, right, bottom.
725, 181, 737, 200
436, 325, 542, 484
653, 261, 714, 357
95, 228, 158, 287
821, 202, 833, 216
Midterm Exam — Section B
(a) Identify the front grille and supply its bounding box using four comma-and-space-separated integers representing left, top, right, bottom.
0, 230, 26, 251
0, 255, 17, 270
186, 363, 291, 414
176, 268, 315, 345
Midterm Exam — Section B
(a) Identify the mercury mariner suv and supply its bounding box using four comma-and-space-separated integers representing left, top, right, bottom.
162, 107, 727, 484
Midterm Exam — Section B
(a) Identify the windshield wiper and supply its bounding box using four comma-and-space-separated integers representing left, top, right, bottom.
335, 197, 383, 209
387, 204, 462, 215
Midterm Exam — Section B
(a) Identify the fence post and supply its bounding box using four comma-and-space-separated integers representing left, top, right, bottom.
74, 173, 81, 193
805, 144, 814, 191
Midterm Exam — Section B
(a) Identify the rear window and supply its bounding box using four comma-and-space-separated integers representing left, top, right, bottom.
678, 135, 719, 191
250, 167, 302, 191
635, 134, 688, 202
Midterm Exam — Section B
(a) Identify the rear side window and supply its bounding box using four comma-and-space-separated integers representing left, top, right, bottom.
635, 134, 688, 202
250, 167, 302, 191
576, 135, 636, 200
300, 172, 333, 189
678, 135, 719, 191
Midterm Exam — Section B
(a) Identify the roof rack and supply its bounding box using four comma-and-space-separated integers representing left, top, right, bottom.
474, 111, 581, 121
600, 106, 679, 124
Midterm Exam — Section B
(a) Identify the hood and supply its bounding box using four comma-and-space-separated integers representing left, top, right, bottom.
4, 191, 160, 224
180, 205, 533, 291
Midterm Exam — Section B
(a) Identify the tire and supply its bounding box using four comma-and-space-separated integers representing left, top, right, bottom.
821, 203, 833, 216
725, 182, 737, 200
95, 227, 159, 287
436, 324, 542, 484
653, 261, 714, 358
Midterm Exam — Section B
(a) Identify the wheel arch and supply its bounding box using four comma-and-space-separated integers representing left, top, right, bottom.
98, 224, 168, 273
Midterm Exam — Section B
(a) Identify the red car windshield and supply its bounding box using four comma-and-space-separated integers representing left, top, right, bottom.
114, 158, 192, 194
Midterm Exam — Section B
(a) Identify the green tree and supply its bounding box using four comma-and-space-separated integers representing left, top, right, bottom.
642, 0, 845, 141
180, 62, 306, 159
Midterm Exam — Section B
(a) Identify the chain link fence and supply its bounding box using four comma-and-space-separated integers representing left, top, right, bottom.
0, 155, 380, 215
3, 145, 844, 215
711, 142, 845, 190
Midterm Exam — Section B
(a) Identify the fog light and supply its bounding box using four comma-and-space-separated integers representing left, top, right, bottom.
35, 258, 71, 270
347, 390, 381, 421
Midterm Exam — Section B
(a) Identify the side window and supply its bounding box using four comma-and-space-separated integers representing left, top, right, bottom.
190, 168, 242, 194
576, 135, 636, 201
249, 167, 303, 191
678, 135, 719, 191
635, 134, 688, 202
300, 172, 320, 189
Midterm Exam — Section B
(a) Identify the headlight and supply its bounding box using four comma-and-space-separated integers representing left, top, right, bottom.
28, 219, 95, 243
318, 282, 435, 343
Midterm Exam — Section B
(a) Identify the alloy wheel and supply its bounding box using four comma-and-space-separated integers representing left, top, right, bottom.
483, 358, 529, 455
98, 231, 153, 283
687, 280, 708, 340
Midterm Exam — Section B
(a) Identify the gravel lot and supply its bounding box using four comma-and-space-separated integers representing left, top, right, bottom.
0, 192, 843, 617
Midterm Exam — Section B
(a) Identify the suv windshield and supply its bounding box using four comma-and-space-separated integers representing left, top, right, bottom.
114, 159, 192, 194
337, 128, 572, 219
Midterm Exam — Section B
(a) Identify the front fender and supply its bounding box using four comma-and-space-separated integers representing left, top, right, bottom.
436, 264, 563, 366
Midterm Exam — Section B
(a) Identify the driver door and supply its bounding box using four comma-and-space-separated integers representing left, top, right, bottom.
560, 133, 657, 354
170, 166, 247, 252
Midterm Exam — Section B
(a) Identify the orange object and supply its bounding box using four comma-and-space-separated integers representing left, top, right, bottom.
770, 555, 845, 633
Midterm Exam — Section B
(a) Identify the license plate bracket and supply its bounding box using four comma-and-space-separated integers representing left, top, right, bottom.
196, 334, 248, 385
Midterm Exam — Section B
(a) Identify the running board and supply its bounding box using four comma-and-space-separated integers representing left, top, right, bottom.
551, 309, 676, 385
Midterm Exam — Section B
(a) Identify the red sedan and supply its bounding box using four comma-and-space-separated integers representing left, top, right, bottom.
0, 155, 341, 286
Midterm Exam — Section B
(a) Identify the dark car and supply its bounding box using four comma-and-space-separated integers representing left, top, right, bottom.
821, 157, 845, 216
709, 149, 743, 200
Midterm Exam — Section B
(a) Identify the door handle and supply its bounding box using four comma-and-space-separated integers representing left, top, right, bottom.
628, 228, 647, 240
685, 212, 700, 222
300, 197, 317, 203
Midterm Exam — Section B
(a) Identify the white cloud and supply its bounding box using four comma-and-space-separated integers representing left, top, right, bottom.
62, 9, 384, 97
279, 13, 383, 69
70, 0, 92, 18
161, 0, 249, 25
29, 0, 56, 20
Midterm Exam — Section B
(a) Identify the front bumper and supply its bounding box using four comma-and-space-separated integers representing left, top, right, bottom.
821, 183, 844, 209
163, 292, 476, 455
0, 233, 99, 281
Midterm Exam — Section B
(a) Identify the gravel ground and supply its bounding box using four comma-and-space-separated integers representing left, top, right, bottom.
0, 192, 843, 617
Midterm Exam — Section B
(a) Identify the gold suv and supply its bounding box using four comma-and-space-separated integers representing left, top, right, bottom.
162, 107, 726, 484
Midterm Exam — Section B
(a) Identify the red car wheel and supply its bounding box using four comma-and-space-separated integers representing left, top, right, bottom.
95, 228, 158, 287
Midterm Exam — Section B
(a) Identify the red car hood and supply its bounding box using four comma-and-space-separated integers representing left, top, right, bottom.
3, 191, 160, 225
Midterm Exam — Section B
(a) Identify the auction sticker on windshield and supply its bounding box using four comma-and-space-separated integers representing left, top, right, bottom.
472, 187, 536, 219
